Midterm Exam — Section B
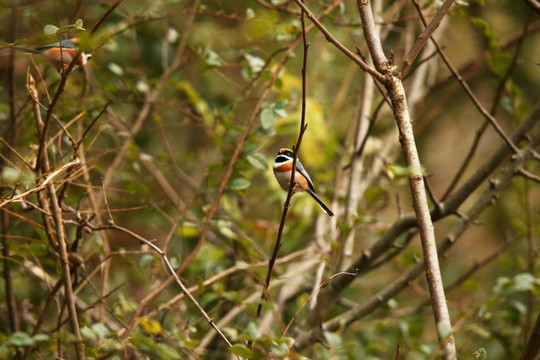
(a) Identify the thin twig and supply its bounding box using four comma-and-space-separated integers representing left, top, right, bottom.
400, 0, 456, 74
524, 0, 540, 14
0, 160, 81, 209
439, 12, 534, 201
409, 0, 519, 155
91, 0, 124, 34
292, 0, 385, 83
296, 138, 537, 351
250, 1, 310, 348
95, 188, 236, 352
108, 223, 236, 350
300, 101, 540, 348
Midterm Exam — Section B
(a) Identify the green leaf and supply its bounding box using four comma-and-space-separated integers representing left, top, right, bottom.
436, 322, 453, 340
108, 62, 124, 76
229, 178, 251, 190
139, 254, 155, 268
229, 344, 255, 358
8, 332, 34, 347
494, 273, 539, 293
32, 334, 49, 343
157, 343, 181, 359
43, 24, 59, 35
29, 242, 48, 256
176, 81, 215, 130
91, 323, 110, 338
513, 273, 538, 292
205, 50, 225, 67
260, 108, 276, 129
2, 166, 21, 185
472, 348, 487, 360
247, 153, 268, 170
80, 326, 95, 341
244, 53, 265, 73
74, 19, 85, 30
274, 107, 287, 118
255, 125, 276, 137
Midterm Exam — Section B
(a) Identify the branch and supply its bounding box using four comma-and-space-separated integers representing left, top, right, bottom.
410, 0, 520, 157
106, 223, 235, 350
524, 0, 540, 14
92, 188, 236, 352
47, 182, 85, 360
251, 1, 310, 348
357, 1, 456, 357
292, 0, 386, 83
91, 0, 124, 34
0, 159, 81, 209
296, 133, 538, 351
522, 310, 540, 360
356, 0, 388, 71
400, 0, 456, 74
301, 101, 540, 343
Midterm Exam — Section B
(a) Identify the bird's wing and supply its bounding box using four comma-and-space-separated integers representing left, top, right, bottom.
38, 39, 78, 51
295, 159, 316, 193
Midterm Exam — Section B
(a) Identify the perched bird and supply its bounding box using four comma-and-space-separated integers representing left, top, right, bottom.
10, 38, 91, 70
273, 148, 334, 217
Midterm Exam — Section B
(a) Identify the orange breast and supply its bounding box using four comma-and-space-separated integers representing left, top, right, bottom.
42, 48, 81, 68
274, 163, 310, 193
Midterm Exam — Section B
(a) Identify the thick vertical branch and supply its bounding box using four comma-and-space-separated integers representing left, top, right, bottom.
522, 311, 540, 360
357, 1, 457, 358
47, 183, 85, 360
2, 5, 21, 338
340, 73, 374, 270
388, 78, 456, 358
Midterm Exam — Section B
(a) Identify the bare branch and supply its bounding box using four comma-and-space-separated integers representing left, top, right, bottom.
524, 0, 540, 14
251, 1, 311, 348
410, 0, 520, 157
292, 0, 386, 83
400, 0, 456, 74
356, 1, 456, 357
297, 131, 538, 351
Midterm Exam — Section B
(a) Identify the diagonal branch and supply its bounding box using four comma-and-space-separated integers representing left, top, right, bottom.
292, 0, 386, 83
301, 101, 540, 347
296, 129, 538, 351
400, 0, 456, 74
410, 0, 520, 156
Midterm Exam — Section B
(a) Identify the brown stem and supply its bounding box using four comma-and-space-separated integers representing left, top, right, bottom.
522, 311, 540, 360
249, 2, 311, 349
358, 1, 457, 357
292, 0, 385, 83
297, 132, 537, 351
47, 185, 84, 359
400, 0, 456, 74
301, 101, 540, 348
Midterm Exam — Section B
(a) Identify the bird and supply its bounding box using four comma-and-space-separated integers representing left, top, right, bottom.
273, 148, 334, 217
9, 38, 91, 70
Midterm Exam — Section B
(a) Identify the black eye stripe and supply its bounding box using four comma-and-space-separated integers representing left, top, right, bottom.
275, 155, 291, 163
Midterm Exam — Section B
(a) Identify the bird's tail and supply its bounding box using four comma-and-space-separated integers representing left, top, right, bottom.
307, 190, 334, 217
8, 47, 42, 54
